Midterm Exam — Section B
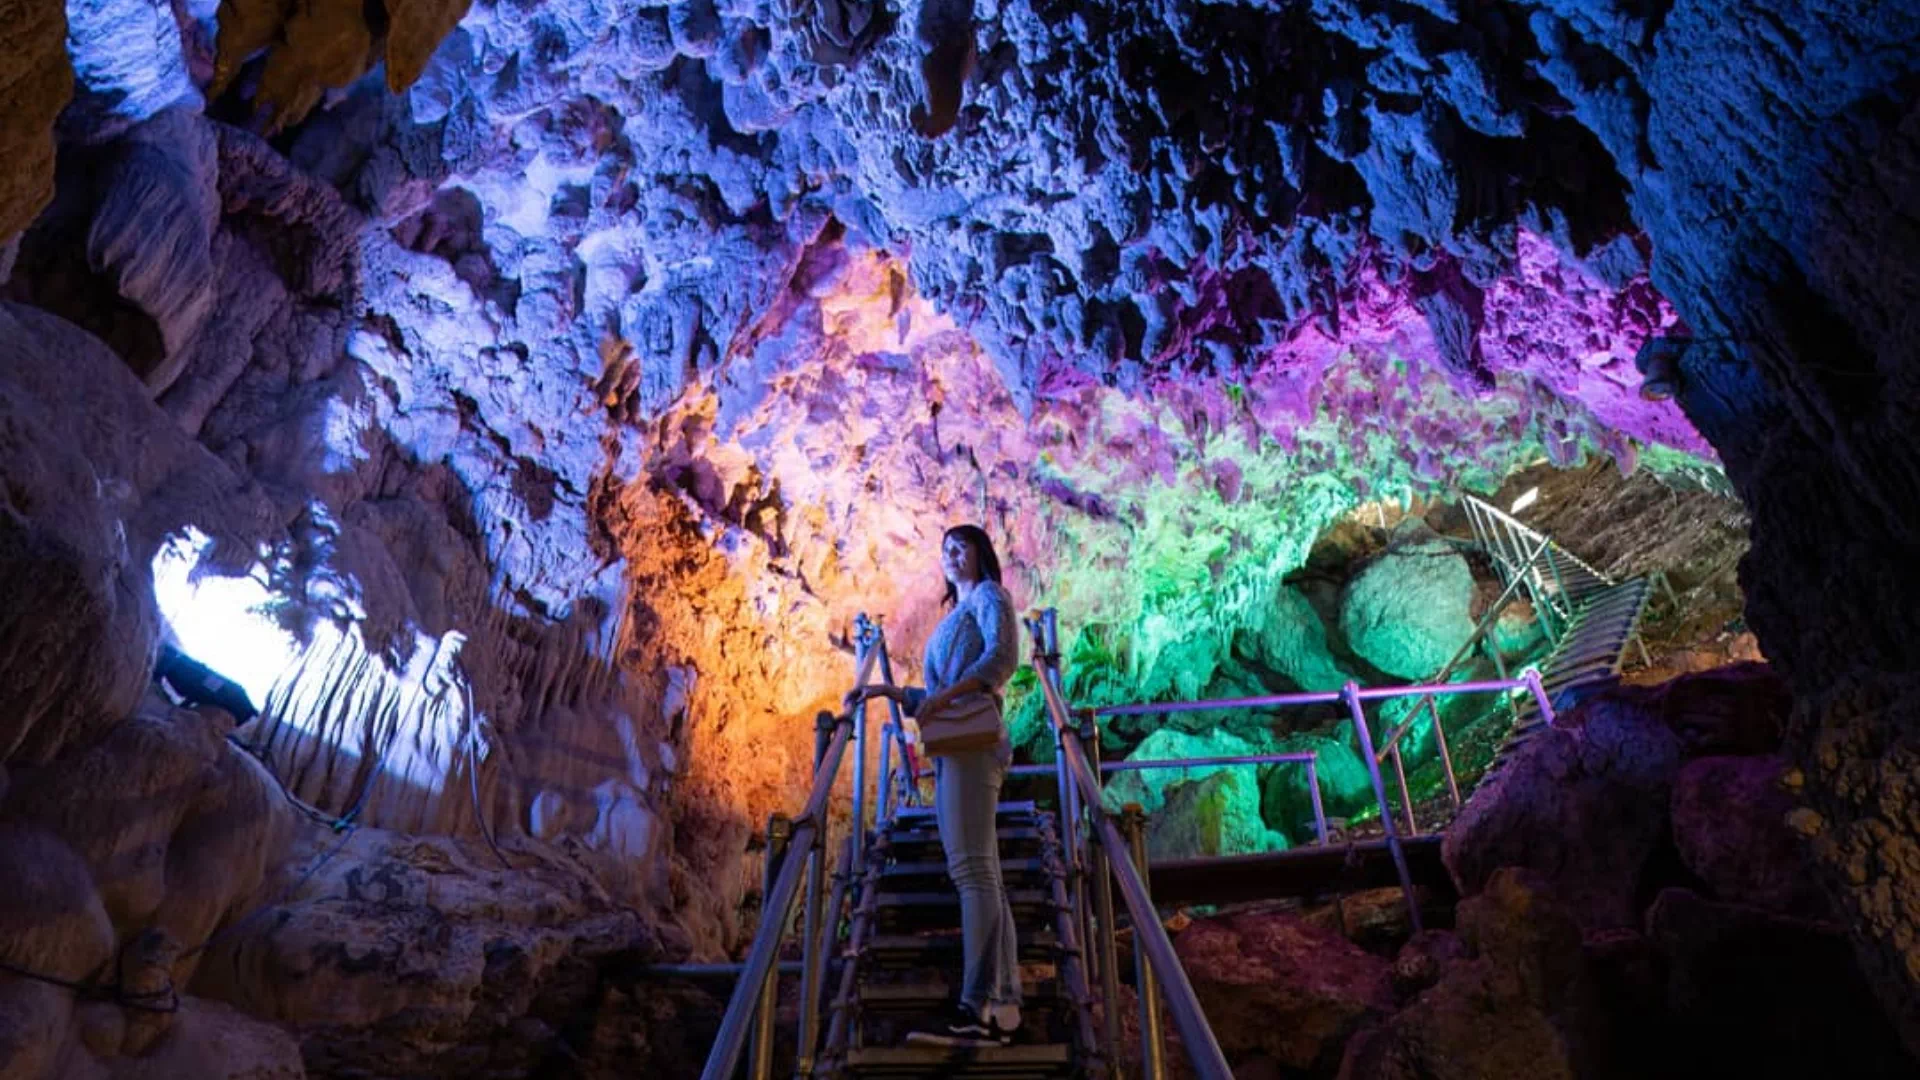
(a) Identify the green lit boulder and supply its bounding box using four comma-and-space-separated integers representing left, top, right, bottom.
1147, 769, 1289, 859
1260, 722, 1377, 840
1102, 727, 1275, 816
1238, 584, 1351, 693
1133, 611, 1221, 703
1339, 527, 1477, 680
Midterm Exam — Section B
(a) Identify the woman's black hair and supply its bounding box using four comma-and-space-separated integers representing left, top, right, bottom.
941, 524, 1003, 607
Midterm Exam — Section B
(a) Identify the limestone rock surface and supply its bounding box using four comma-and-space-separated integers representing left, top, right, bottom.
1339, 527, 1476, 681
0, 0, 70, 245
1442, 687, 1682, 929
1339, 869, 1606, 1080
1175, 908, 1393, 1072
1670, 754, 1827, 919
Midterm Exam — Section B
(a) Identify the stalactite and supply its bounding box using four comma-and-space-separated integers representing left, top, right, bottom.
251, 621, 481, 836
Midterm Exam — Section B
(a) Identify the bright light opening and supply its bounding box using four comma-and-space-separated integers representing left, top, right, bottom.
154, 526, 479, 796
151, 527, 301, 709
1510, 487, 1540, 514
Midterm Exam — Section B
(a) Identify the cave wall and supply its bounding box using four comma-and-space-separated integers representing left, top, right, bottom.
1494, 0, 1920, 1053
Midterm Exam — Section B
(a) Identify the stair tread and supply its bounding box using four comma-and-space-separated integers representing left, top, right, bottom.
885, 825, 1046, 843
860, 976, 1061, 1004
891, 800, 1039, 822
860, 931, 1062, 959
845, 1042, 1074, 1067
882, 857, 1049, 878
875, 889, 1053, 908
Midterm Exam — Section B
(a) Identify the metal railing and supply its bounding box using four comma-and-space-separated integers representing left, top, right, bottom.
700, 707, 855, 1080
1010, 750, 1330, 847
1087, 670, 1558, 851
1367, 532, 1551, 826
1027, 609, 1234, 1080
700, 600, 1562, 1079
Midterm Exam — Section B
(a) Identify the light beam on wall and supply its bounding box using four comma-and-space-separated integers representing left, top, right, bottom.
151, 527, 301, 709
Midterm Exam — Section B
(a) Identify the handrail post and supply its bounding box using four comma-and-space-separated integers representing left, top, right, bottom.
1082, 716, 1121, 1076
1342, 683, 1421, 931
876, 631, 909, 819
876, 722, 893, 824
1123, 804, 1167, 1080
795, 714, 835, 1078
1306, 756, 1330, 845
750, 814, 793, 1080
1523, 667, 1557, 727
850, 620, 874, 879
1035, 609, 1232, 1080
1387, 741, 1417, 837
1074, 706, 1104, 1000
1427, 697, 1462, 810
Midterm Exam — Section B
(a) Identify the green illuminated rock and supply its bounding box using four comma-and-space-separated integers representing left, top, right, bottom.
1260, 722, 1377, 839
1102, 727, 1275, 817
1339, 525, 1477, 680
1147, 769, 1289, 859
1238, 584, 1351, 693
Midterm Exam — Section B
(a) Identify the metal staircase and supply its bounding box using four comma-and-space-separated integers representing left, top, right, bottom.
1461, 496, 1658, 785
697, 612, 1233, 1080
817, 800, 1096, 1078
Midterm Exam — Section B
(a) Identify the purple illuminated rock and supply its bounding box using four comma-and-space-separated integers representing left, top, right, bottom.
1670, 755, 1828, 919
1176, 908, 1393, 1071
1443, 689, 1682, 929
1338, 869, 1606, 1080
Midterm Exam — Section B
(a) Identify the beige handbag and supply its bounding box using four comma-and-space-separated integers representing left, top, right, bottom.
917, 692, 1005, 755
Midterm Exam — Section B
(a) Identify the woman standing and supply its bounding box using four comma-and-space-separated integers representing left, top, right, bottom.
848, 524, 1023, 1046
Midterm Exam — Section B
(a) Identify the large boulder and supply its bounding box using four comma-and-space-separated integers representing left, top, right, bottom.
1443, 689, 1682, 928
1670, 754, 1829, 918
1338, 526, 1476, 681
1176, 908, 1394, 1072
1238, 584, 1349, 693
1146, 769, 1287, 860
1259, 721, 1375, 841
0, 704, 310, 1077
190, 824, 674, 1076
0, 302, 275, 766
1647, 661, 1790, 756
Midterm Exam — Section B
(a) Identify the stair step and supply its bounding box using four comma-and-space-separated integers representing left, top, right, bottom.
1550, 645, 1632, 669
873, 889, 1054, 915
859, 975, 1063, 1010
880, 857, 1051, 883
873, 890, 1057, 932
1545, 664, 1621, 689
891, 801, 1040, 825
882, 826, 1047, 860
1570, 590, 1645, 610
843, 1042, 1075, 1077
859, 930, 1063, 965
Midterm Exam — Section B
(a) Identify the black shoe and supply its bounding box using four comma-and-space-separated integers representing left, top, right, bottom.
904, 1002, 1008, 1047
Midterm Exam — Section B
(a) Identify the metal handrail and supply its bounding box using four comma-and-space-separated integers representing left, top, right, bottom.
1073, 667, 1557, 847
1029, 613, 1234, 1080
1010, 751, 1330, 847
698, 714, 854, 1080
1465, 495, 1616, 589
